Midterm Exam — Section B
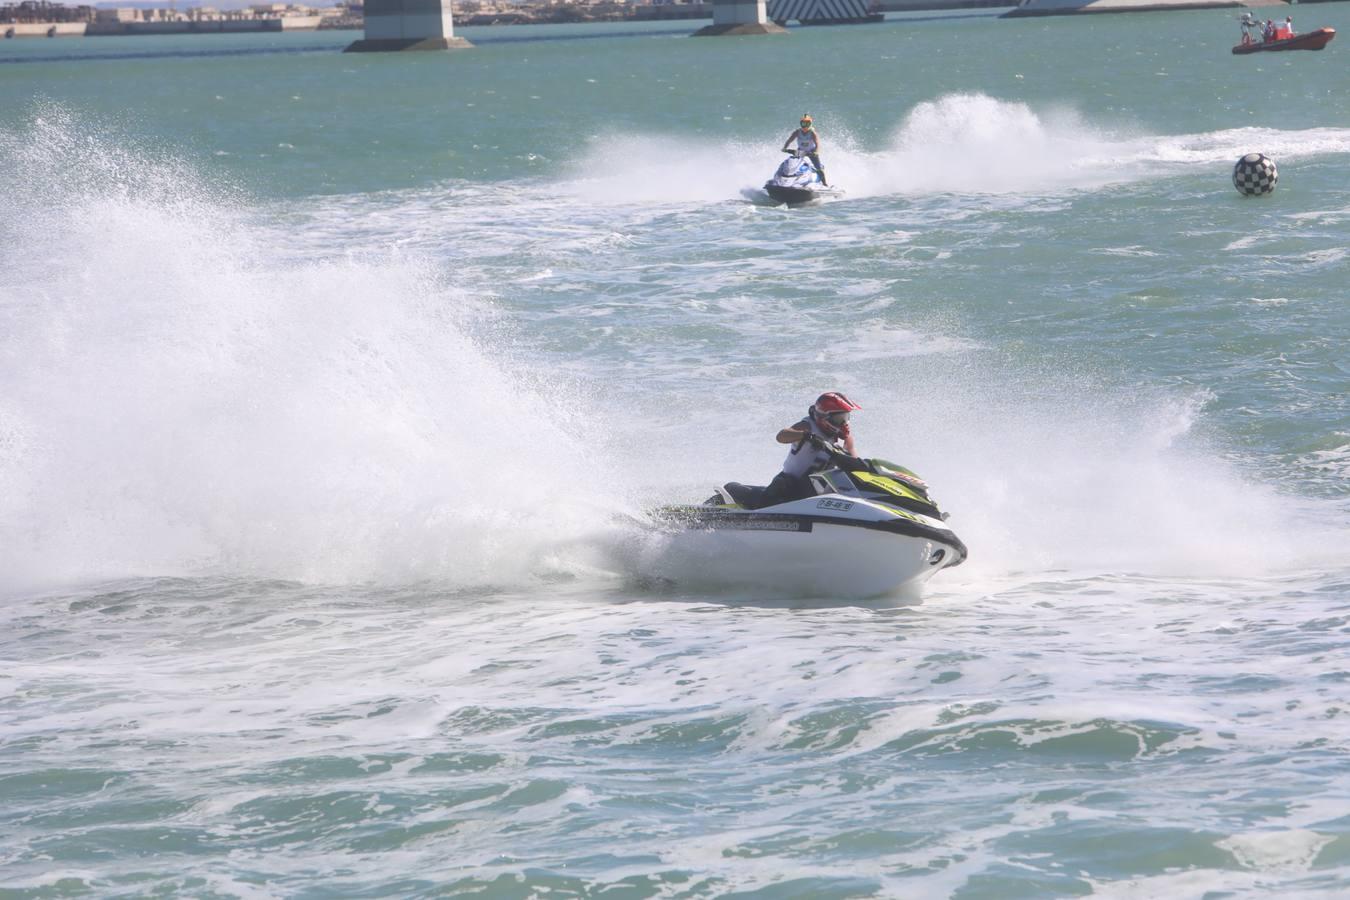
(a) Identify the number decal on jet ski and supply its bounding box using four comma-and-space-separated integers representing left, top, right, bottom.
817, 498, 854, 511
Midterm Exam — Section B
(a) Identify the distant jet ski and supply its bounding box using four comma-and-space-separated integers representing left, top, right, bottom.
763, 151, 843, 206
641, 450, 966, 598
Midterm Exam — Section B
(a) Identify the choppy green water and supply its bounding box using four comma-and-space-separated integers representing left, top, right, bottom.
3, 10, 1350, 896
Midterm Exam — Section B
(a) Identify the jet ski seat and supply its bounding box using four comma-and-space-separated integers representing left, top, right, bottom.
722, 482, 768, 509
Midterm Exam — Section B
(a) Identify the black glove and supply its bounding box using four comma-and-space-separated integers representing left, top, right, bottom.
836, 454, 870, 473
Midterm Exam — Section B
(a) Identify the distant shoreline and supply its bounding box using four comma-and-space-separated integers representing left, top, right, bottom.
2, 0, 1029, 39
6, 0, 1273, 40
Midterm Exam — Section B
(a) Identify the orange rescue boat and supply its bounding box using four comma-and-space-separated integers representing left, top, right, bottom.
1233, 27, 1336, 54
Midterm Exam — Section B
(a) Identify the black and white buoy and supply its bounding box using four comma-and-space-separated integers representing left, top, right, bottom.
1233, 153, 1278, 196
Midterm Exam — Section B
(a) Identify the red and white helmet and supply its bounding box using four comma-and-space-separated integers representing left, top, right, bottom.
810, 391, 861, 437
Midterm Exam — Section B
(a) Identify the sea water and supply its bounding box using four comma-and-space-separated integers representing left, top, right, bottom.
2, 9, 1349, 896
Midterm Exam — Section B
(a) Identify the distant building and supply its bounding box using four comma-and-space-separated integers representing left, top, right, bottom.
2, 0, 93, 22
768, 0, 877, 23
94, 7, 140, 21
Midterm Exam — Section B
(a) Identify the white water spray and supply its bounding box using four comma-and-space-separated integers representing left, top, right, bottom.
0, 111, 618, 591
562, 94, 1350, 203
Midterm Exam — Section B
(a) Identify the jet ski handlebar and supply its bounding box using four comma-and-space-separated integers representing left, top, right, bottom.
806, 433, 873, 473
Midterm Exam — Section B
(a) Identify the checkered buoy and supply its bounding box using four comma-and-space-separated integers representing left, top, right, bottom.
1233, 153, 1278, 196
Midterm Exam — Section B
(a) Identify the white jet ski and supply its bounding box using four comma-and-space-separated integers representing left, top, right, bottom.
642, 450, 966, 598
763, 151, 843, 206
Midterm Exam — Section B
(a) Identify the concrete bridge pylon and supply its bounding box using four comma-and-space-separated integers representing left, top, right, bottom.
345, 0, 472, 51
693, 0, 789, 35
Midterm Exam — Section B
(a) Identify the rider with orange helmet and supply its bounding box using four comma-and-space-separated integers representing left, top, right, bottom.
780, 391, 859, 458
751, 391, 862, 508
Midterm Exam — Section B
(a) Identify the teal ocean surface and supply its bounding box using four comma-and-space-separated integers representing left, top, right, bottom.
3, 10, 1350, 896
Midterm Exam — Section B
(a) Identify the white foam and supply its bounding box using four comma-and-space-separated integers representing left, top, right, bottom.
860, 358, 1350, 580
1218, 829, 1334, 872
4, 106, 1345, 597
556, 95, 1350, 204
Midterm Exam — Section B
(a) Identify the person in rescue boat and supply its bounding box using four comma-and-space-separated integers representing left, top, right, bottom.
1239, 11, 1258, 44
752, 392, 862, 508
782, 114, 828, 188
